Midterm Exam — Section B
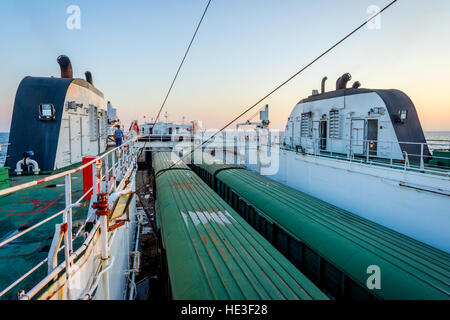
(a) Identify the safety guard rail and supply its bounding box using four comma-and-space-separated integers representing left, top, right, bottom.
0, 135, 141, 299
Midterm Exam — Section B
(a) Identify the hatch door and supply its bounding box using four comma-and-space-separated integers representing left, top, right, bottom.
367, 119, 378, 156
351, 119, 365, 155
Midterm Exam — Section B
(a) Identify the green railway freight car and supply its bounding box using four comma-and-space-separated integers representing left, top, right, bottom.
190, 152, 450, 300
152, 152, 328, 300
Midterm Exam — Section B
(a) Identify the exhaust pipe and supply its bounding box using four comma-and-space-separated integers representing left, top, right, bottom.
57, 55, 73, 79
336, 73, 352, 90
352, 81, 361, 89
321, 76, 328, 94
85, 71, 93, 86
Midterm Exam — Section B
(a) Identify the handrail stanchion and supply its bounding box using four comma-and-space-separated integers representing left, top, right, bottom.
62, 203, 80, 300
65, 173, 73, 252
390, 141, 394, 167
96, 158, 110, 300
330, 138, 333, 158
112, 151, 117, 192
121, 145, 125, 175
403, 150, 410, 170
100, 215, 110, 300
104, 153, 109, 192
420, 143, 425, 170
92, 161, 98, 200
347, 136, 351, 159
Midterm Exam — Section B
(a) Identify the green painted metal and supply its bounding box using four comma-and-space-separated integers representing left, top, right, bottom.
0, 167, 9, 190
193, 152, 450, 300
153, 152, 328, 300
429, 149, 450, 168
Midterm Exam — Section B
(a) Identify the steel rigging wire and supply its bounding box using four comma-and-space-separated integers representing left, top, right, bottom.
160, 0, 399, 174
153, 0, 213, 125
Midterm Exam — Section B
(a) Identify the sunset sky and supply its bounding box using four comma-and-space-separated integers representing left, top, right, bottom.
0, 0, 449, 132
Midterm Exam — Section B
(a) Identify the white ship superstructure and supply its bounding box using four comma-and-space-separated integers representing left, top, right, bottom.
189, 74, 450, 253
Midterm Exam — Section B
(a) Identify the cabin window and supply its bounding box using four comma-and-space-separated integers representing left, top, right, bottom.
300, 112, 312, 137
329, 109, 340, 138
399, 110, 408, 122
39, 104, 56, 120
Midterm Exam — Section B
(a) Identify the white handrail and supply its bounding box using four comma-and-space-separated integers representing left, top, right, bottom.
0, 182, 95, 249
0, 136, 141, 299
82, 256, 116, 300
278, 136, 450, 174
19, 222, 101, 300
0, 137, 138, 197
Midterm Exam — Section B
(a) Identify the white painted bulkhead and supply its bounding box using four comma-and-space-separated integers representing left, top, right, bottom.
266, 149, 450, 253
54, 82, 108, 170
284, 92, 404, 160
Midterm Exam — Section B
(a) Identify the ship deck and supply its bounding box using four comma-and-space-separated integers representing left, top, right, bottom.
0, 171, 89, 300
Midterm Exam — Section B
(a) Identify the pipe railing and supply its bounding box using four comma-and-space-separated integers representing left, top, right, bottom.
0, 143, 10, 165
162, 130, 449, 176
0, 136, 141, 299
280, 137, 450, 176
0, 136, 138, 197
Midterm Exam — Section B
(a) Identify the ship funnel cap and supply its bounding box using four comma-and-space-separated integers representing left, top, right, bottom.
85, 71, 93, 86
57, 55, 73, 79
336, 73, 352, 90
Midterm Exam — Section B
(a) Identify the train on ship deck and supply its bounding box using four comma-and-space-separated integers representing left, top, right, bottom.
152, 152, 327, 300
189, 152, 450, 300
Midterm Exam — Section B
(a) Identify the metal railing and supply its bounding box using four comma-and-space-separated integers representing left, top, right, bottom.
0, 136, 141, 299
281, 137, 450, 176
0, 143, 10, 166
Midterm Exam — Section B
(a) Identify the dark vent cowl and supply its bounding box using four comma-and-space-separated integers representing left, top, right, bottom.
352, 81, 361, 89
321, 76, 328, 94
336, 73, 352, 90
57, 55, 73, 79
85, 71, 93, 86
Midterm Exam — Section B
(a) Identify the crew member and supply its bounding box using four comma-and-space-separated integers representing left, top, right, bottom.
114, 125, 124, 147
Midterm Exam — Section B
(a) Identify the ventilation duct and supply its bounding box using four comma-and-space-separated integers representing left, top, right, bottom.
57, 55, 73, 79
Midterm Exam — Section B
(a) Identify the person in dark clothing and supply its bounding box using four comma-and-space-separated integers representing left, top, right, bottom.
114, 125, 124, 147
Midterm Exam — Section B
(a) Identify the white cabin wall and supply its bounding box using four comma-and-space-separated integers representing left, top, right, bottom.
284, 92, 403, 160
54, 82, 107, 170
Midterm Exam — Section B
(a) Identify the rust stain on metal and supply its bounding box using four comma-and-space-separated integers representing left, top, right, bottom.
200, 234, 208, 246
